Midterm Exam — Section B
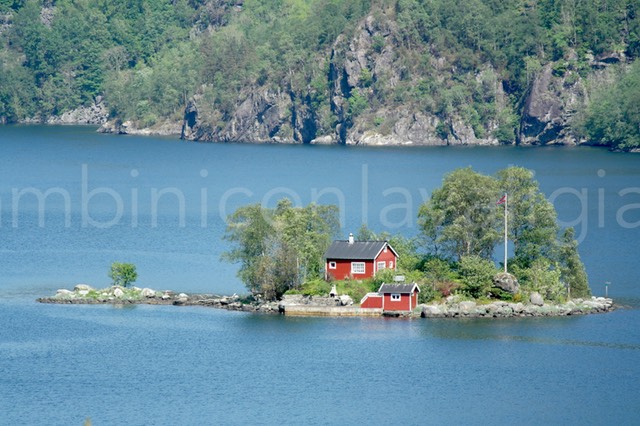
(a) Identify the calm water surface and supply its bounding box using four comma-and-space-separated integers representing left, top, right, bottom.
1, 126, 639, 425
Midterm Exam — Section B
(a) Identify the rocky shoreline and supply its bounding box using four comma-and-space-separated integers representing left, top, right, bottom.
419, 295, 614, 318
38, 285, 615, 319
37, 285, 282, 314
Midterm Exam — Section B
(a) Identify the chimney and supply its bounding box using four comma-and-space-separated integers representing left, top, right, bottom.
348, 233, 354, 244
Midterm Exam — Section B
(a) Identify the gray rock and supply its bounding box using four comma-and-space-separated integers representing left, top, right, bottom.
446, 295, 462, 304
459, 301, 477, 314
496, 306, 514, 316
56, 289, 74, 297
74, 284, 93, 292
280, 294, 305, 305
173, 297, 188, 306
421, 305, 443, 318
530, 292, 544, 306
141, 288, 156, 298
339, 295, 353, 306
493, 272, 520, 294
512, 303, 525, 314
113, 288, 124, 298
47, 98, 108, 125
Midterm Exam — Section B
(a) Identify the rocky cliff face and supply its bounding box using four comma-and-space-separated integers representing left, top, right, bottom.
179, 11, 624, 147
181, 88, 309, 143
181, 11, 503, 146
46, 97, 109, 126
326, 14, 500, 146
519, 52, 626, 146
19, 97, 109, 126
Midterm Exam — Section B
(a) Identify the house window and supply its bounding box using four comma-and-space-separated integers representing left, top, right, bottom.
390, 293, 401, 301
329, 261, 337, 269
351, 262, 365, 274
389, 261, 394, 269
377, 261, 386, 271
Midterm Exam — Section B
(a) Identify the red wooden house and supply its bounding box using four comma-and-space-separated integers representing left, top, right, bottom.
360, 283, 420, 312
324, 234, 398, 280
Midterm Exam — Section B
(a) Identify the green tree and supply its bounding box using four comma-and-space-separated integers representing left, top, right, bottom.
496, 166, 559, 266
222, 203, 275, 295
222, 200, 339, 299
559, 228, 591, 298
418, 167, 501, 261
109, 262, 138, 288
274, 199, 340, 282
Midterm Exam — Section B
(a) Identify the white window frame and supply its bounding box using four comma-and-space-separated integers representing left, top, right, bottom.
389, 261, 394, 269
351, 262, 365, 274
377, 261, 386, 271
390, 293, 401, 301
329, 261, 337, 269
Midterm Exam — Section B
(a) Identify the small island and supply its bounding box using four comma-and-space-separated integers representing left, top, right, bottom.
39, 166, 616, 319
37, 284, 614, 318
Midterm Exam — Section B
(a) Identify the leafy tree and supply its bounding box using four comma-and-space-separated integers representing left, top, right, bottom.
109, 262, 138, 288
496, 166, 559, 266
559, 228, 591, 298
223, 200, 339, 299
418, 167, 501, 261
273, 199, 340, 282
222, 203, 275, 295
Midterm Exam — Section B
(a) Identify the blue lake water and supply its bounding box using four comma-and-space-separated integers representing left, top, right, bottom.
1, 126, 639, 424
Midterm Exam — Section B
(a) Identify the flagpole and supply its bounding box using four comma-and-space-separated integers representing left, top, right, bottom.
504, 193, 508, 273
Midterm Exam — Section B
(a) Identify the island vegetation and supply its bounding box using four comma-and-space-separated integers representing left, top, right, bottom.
222, 166, 592, 306
1, 0, 638, 149
108, 261, 138, 288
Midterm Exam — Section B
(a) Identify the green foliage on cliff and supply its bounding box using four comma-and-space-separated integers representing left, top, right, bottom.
0, 0, 638, 146
576, 61, 640, 150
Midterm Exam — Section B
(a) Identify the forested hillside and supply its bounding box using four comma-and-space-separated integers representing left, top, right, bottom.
1, 0, 638, 149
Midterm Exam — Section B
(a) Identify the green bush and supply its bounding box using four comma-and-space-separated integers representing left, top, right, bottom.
459, 255, 497, 299
418, 283, 439, 304
108, 262, 138, 288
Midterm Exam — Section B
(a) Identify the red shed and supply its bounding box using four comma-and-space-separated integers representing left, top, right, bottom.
360, 282, 420, 312
324, 234, 398, 280
378, 283, 420, 312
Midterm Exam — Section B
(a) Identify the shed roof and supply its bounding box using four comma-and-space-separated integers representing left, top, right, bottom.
378, 283, 420, 294
324, 240, 398, 260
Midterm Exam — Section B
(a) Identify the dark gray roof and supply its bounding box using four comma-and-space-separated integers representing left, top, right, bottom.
378, 283, 420, 294
324, 240, 398, 260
